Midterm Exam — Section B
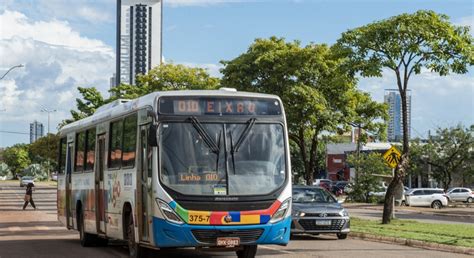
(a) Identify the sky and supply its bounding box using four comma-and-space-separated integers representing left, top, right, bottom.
0, 0, 473, 147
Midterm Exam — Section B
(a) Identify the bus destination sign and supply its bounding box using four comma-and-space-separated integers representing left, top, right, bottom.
159, 97, 282, 116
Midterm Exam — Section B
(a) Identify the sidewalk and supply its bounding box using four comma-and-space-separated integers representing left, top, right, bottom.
343, 202, 474, 219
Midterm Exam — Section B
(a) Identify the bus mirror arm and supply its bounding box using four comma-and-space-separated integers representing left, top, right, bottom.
148, 123, 158, 147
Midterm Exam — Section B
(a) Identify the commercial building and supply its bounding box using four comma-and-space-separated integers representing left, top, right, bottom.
384, 89, 411, 142
29, 121, 44, 143
115, 0, 162, 86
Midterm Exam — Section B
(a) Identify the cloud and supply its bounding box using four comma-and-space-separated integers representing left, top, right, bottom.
0, 9, 114, 146
78, 6, 113, 24
177, 62, 224, 78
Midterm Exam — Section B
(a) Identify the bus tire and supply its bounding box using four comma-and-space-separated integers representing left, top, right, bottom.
236, 245, 257, 258
126, 211, 143, 258
79, 210, 95, 247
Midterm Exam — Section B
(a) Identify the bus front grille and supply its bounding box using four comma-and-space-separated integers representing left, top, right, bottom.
191, 229, 264, 245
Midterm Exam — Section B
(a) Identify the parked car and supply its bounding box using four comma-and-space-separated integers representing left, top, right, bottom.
332, 181, 348, 196
291, 185, 350, 239
20, 176, 35, 187
404, 188, 448, 209
313, 179, 333, 187
51, 172, 58, 181
0, 175, 7, 181
446, 187, 473, 203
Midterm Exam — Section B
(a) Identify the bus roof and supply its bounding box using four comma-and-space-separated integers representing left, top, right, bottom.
59, 89, 281, 135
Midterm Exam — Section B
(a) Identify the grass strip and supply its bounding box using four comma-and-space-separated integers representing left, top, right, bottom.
351, 217, 474, 248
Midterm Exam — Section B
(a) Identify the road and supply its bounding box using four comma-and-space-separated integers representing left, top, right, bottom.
0, 181, 470, 258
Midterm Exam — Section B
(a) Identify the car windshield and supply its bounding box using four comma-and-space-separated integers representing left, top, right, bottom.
22, 177, 33, 180
159, 121, 286, 196
292, 187, 336, 203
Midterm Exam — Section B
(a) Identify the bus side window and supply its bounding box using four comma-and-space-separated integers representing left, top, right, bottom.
58, 137, 67, 174
85, 128, 96, 171
75, 132, 85, 172
109, 120, 123, 169
122, 114, 137, 168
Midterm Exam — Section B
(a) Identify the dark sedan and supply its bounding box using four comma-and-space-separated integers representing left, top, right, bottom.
291, 185, 350, 239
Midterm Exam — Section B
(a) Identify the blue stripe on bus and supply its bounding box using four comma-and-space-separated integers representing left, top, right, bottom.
229, 211, 240, 222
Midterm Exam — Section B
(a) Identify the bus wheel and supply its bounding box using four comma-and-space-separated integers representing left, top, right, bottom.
79, 211, 95, 247
127, 215, 143, 258
236, 245, 257, 258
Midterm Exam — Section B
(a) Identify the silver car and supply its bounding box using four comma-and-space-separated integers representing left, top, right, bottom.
446, 187, 473, 203
20, 176, 35, 187
291, 186, 350, 239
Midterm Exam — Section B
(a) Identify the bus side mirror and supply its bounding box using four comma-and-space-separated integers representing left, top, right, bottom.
148, 124, 158, 147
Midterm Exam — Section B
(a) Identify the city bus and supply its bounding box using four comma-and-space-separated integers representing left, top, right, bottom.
57, 88, 292, 257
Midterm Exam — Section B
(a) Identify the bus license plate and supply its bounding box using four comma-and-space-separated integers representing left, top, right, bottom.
315, 220, 331, 226
217, 237, 240, 247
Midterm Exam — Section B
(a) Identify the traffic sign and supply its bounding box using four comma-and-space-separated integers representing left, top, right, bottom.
383, 146, 401, 168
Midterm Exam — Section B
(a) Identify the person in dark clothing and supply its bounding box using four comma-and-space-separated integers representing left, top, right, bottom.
23, 183, 36, 210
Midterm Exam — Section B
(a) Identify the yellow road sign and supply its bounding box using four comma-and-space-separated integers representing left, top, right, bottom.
383, 146, 401, 168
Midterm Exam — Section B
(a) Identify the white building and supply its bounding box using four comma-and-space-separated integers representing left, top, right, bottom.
116, 0, 162, 86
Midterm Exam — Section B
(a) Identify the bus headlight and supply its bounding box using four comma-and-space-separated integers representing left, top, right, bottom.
156, 199, 184, 224
270, 198, 291, 223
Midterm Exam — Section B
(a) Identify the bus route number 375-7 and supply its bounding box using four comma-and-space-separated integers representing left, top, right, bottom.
189, 214, 210, 223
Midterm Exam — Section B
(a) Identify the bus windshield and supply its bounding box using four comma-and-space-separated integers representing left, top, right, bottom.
159, 120, 286, 196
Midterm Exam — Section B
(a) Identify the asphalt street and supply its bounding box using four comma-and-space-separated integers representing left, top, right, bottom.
0, 181, 471, 258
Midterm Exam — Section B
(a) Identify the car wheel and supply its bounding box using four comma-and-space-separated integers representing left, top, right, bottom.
400, 200, 406, 206
431, 200, 442, 209
236, 245, 258, 258
337, 233, 348, 240
467, 197, 473, 203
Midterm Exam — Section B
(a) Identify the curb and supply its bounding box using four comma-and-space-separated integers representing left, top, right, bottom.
350, 232, 474, 256
345, 205, 474, 219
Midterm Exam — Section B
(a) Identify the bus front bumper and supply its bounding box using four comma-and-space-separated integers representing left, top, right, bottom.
152, 216, 291, 248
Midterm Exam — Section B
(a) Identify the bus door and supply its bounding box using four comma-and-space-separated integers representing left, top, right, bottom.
138, 125, 152, 241
66, 142, 73, 229
95, 134, 107, 234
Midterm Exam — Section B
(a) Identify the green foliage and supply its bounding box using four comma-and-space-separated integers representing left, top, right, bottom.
347, 153, 391, 202
222, 37, 383, 184
62, 63, 220, 126
2, 144, 30, 177
110, 63, 220, 100
23, 163, 48, 181
28, 133, 60, 165
0, 162, 13, 179
426, 125, 474, 190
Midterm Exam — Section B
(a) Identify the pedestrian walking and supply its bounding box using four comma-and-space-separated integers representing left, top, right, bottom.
23, 182, 36, 210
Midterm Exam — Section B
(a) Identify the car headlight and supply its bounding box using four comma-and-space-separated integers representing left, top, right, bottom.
340, 209, 349, 217
155, 199, 184, 224
270, 198, 291, 223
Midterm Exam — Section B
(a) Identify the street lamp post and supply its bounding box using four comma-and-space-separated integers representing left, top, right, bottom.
0, 64, 24, 80
41, 108, 57, 135
41, 108, 57, 181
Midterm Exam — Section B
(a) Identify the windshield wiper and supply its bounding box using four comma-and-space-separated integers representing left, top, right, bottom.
189, 116, 220, 154
231, 118, 256, 153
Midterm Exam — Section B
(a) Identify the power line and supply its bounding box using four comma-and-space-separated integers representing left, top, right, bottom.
0, 130, 30, 135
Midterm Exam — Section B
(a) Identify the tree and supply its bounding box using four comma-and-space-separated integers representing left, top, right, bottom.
347, 152, 391, 203
29, 134, 60, 164
63, 63, 220, 126
221, 37, 384, 185
0, 162, 13, 179
3, 144, 30, 178
426, 125, 474, 191
110, 63, 220, 99
338, 10, 474, 224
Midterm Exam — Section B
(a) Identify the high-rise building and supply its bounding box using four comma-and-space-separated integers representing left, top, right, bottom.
30, 121, 44, 143
384, 89, 411, 142
115, 0, 162, 87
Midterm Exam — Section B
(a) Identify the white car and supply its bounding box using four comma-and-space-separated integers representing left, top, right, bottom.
20, 176, 35, 187
405, 188, 448, 209
446, 187, 473, 203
